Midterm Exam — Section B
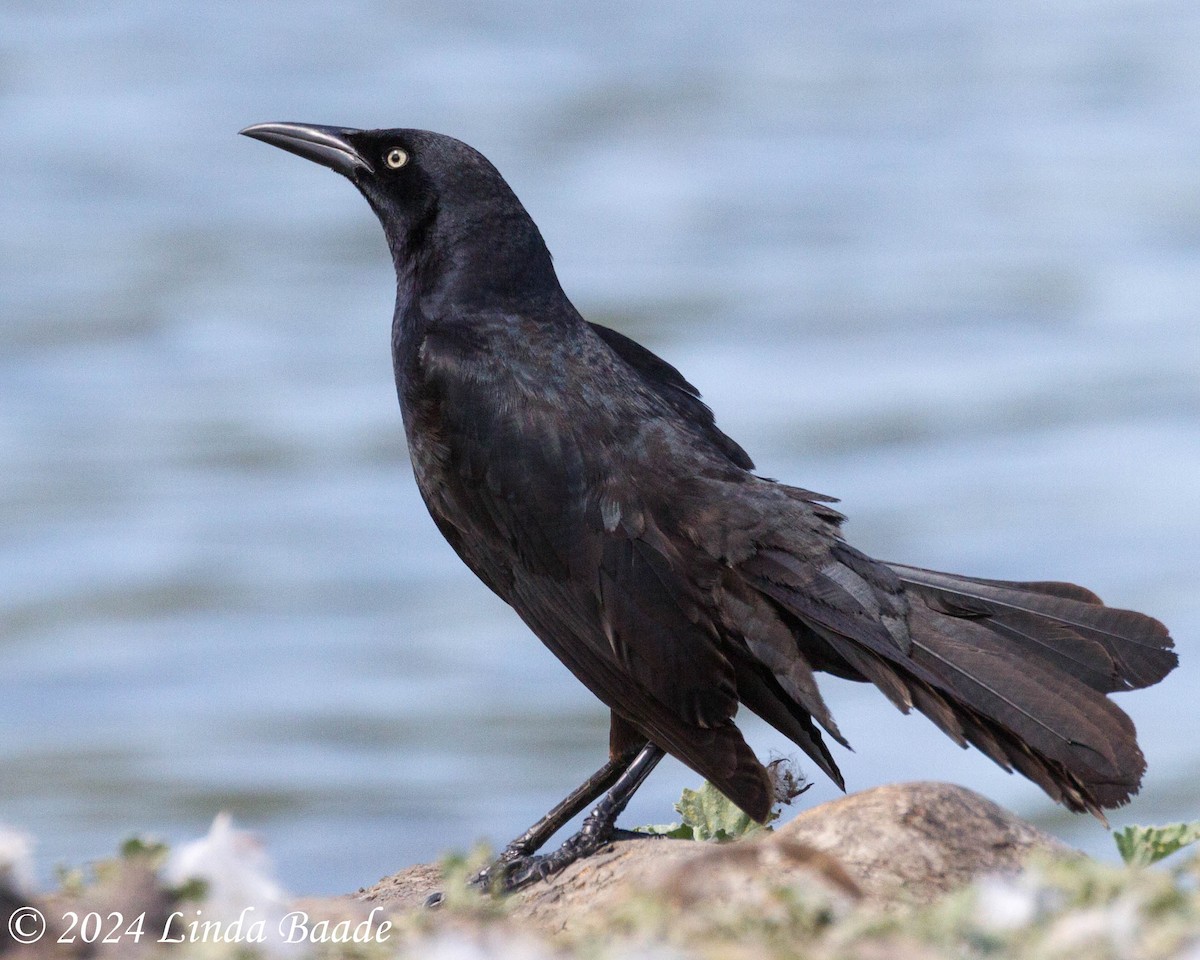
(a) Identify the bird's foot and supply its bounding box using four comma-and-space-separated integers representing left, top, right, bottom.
470, 795, 654, 894
425, 744, 667, 904
481, 809, 619, 893
422, 823, 662, 907
465, 840, 536, 894
420, 841, 529, 907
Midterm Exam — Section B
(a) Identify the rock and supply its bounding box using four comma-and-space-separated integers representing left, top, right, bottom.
15, 857, 178, 960
497, 830, 862, 939
779, 781, 1070, 904
356, 861, 442, 908
358, 780, 1069, 935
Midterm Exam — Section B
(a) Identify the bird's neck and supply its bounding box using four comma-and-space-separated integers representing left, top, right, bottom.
389, 203, 567, 333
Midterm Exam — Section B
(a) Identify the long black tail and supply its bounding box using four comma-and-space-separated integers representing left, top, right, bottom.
842, 563, 1176, 818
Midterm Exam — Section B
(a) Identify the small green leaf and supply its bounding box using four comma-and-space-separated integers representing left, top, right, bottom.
1114, 820, 1200, 866
636, 779, 780, 841
120, 835, 169, 861
170, 877, 210, 903
675, 781, 767, 842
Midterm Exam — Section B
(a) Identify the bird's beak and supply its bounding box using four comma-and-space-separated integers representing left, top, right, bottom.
239, 122, 372, 177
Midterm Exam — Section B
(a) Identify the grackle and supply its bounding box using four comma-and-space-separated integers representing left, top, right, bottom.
240, 123, 1177, 892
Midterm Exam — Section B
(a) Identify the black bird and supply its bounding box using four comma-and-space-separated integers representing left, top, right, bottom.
241, 122, 1177, 890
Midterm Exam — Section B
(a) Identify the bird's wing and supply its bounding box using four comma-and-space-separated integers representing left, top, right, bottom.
588, 321, 755, 470
411, 319, 776, 816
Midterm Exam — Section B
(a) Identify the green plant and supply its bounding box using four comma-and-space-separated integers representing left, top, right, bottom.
637, 781, 775, 842
1114, 820, 1200, 866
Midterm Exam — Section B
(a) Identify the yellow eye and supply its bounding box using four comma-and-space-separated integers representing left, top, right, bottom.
385, 148, 409, 169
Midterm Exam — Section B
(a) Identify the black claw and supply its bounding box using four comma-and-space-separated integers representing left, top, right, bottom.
423, 891, 444, 909
500, 855, 552, 893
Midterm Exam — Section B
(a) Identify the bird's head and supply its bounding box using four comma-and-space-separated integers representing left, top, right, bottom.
239, 122, 560, 310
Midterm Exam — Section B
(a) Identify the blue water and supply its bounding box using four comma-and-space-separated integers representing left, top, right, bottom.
2, 2, 1197, 894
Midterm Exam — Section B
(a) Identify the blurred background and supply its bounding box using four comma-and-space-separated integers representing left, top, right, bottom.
1, 1, 1197, 895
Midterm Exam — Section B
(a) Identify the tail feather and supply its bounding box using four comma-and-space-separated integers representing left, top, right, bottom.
744, 556, 1175, 817
906, 605, 1145, 808
813, 609, 1143, 818
890, 564, 1177, 691
980, 614, 1117, 692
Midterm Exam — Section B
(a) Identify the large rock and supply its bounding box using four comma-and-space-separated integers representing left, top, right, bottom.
0, 785, 1073, 959
359, 781, 1069, 933
779, 781, 1069, 902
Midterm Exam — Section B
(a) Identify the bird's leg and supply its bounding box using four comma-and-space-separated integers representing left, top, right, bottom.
496, 742, 666, 893
423, 745, 647, 907
465, 750, 635, 893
